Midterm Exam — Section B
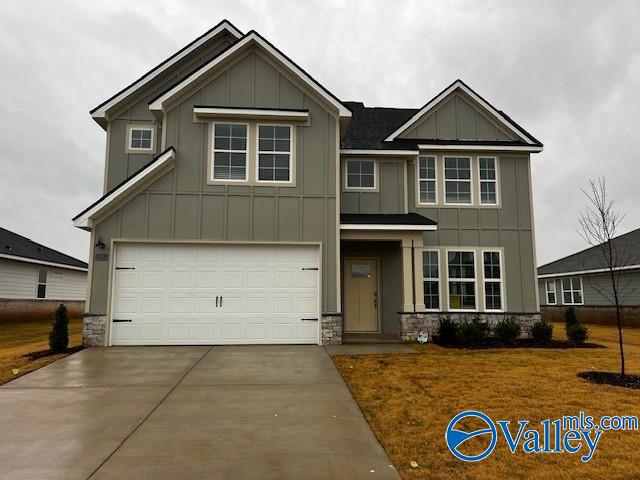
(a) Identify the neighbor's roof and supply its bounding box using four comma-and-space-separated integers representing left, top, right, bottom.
538, 228, 640, 277
0, 227, 88, 270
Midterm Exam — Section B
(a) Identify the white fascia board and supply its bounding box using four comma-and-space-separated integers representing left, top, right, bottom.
193, 106, 309, 121
385, 80, 536, 145
0, 253, 88, 272
150, 33, 351, 118
538, 264, 640, 279
340, 149, 419, 156
91, 22, 242, 121
73, 148, 176, 230
417, 144, 543, 153
340, 224, 437, 231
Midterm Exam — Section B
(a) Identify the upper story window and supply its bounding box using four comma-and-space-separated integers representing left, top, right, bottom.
482, 250, 503, 311
418, 156, 437, 204
212, 123, 248, 181
36, 268, 47, 299
444, 157, 472, 204
561, 276, 583, 305
447, 250, 476, 310
257, 125, 292, 183
127, 125, 155, 153
423, 250, 440, 310
345, 159, 376, 190
545, 280, 557, 305
479, 157, 498, 205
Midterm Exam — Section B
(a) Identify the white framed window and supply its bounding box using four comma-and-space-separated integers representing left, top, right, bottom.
257, 125, 293, 183
479, 157, 498, 205
211, 122, 248, 182
447, 250, 476, 310
127, 125, 155, 153
482, 250, 503, 311
345, 159, 377, 190
444, 156, 472, 204
36, 268, 47, 299
561, 276, 583, 305
423, 250, 440, 310
418, 156, 437, 204
545, 280, 557, 305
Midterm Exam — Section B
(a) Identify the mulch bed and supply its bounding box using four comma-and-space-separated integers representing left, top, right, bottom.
24, 345, 84, 361
578, 371, 640, 389
433, 338, 605, 350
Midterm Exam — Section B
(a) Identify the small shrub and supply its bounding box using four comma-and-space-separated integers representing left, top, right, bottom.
49, 304, 69, 353
567, 323, 589, 343
531, 321, 553, 345
437, 317, 459, 345
459, 318, 489, 346
494, 318, 522, 345
565, 306, 578, 327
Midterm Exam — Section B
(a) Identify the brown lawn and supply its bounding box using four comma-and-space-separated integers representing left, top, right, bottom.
0, 317, 83, 385
333, 323, 640, 480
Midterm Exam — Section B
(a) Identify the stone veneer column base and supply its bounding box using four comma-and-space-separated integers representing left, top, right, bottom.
83, 314, 107, 347
399, 312, 543, 342
321, 314, 343, 345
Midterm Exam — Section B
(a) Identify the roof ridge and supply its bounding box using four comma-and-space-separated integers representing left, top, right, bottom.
0, 227, 87, 267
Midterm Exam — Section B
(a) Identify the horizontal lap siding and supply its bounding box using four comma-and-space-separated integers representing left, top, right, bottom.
539, 270, 640, 307
0, 258, 86, 300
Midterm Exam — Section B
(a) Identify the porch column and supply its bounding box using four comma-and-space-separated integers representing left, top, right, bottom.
413, 235, 425, 311
401, 238, 414, 311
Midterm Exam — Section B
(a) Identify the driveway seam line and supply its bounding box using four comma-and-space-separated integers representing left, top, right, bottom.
86, 346, 212, 479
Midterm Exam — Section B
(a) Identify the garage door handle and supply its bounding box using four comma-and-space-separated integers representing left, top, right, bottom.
302, 267, 318, 271
216, 296, 219, 307
112, 319, 132, 323
301, 318, 318, 322
220, 296, 223, 307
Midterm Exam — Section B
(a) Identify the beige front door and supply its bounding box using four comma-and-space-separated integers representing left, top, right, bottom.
344, 258, 379, 332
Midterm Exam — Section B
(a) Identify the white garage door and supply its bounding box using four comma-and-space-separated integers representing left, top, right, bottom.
110, 243, 320, 345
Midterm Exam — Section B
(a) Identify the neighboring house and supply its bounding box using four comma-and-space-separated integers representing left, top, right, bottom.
74, 20, 543, 347
0, 227, 88, 320
538, 228, 640, 325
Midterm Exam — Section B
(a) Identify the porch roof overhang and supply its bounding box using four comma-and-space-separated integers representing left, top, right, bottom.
340, 213, 437, 231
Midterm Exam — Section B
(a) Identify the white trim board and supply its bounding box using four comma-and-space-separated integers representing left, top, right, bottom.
340, 224, 437, 231
0, 253, 88, 272
91, 21, 242, 122
150, 32, 351, 118
73, 148, 176, 230
340, 149, 419, 156
385, 80, 540, 147
194, 106, 309, 122
418, 144, 543, 153
538, 264, 640, 279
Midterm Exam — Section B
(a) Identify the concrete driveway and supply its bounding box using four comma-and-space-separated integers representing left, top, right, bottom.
0, 346, 399, 479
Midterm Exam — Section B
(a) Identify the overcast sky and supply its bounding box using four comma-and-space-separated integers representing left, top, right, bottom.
1, 0, 638, 265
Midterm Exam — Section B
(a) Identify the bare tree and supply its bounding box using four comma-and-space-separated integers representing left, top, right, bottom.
579, 177, 627, 375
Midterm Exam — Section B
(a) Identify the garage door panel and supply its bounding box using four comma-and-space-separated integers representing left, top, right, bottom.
111, 243, 319, 345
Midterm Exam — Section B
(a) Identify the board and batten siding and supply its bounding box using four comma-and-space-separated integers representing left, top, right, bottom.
539, 270, 640, 307
341, 159, 406, 214
0, 258, 86, 300
90, 50, 339, 315
407, 155, 538, 312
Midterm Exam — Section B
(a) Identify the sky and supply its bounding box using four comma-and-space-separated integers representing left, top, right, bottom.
0, 0, 638, 265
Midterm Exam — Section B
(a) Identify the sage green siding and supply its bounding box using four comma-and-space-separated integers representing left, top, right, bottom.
400, 93, 516, 141
408, 155, 538, 312
89, 49, 339, 314
341, 160, 405, 214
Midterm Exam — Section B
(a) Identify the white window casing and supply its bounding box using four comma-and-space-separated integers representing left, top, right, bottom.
444, 156, 473, 205
482, 250, 504, 312
545, 280, 557, 305
446, 249, 477, 311
423, 250, 440, 311
417, 156, 437, 205
211, 122, 249, 182
256, 124, 293, 184
344, 159, 377, 190
561, 276, 584, 305
126, 125, 155, 153
478, 157, 499, 205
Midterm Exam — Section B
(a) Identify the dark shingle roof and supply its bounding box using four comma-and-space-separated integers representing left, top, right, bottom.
341, 213, 437, 226
0, 227, 87, 269
341, 102, 418, 150
538, 228, 640, 276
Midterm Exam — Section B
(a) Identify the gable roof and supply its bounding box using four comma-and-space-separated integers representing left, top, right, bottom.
538, 228, 640, 277
90, 20, 243, 125
0, 227, 87, 271
73, 147, 176, 230
341, 102, 418, 150
382, 79, 543, 147
148, 30, 351, 118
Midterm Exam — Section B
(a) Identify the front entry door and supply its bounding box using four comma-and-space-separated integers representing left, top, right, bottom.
344, 258, 379, 332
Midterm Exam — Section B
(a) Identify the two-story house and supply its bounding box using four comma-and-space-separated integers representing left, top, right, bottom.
74, 20, 543, 346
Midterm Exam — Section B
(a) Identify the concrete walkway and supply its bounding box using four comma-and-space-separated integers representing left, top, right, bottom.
0, 346, 399, 479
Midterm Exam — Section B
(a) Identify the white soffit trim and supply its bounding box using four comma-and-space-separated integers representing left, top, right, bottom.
0, 253, 88, 272
340, 224, 437, 231
73, 148, 176, 230
538, 264, 640, 279
193, 106, 309, 122
384, 80, 537, 145
91, 21, 242, 121
417, 144, 543, 153
340, 149, 419, 156
150, 32, 351, 117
